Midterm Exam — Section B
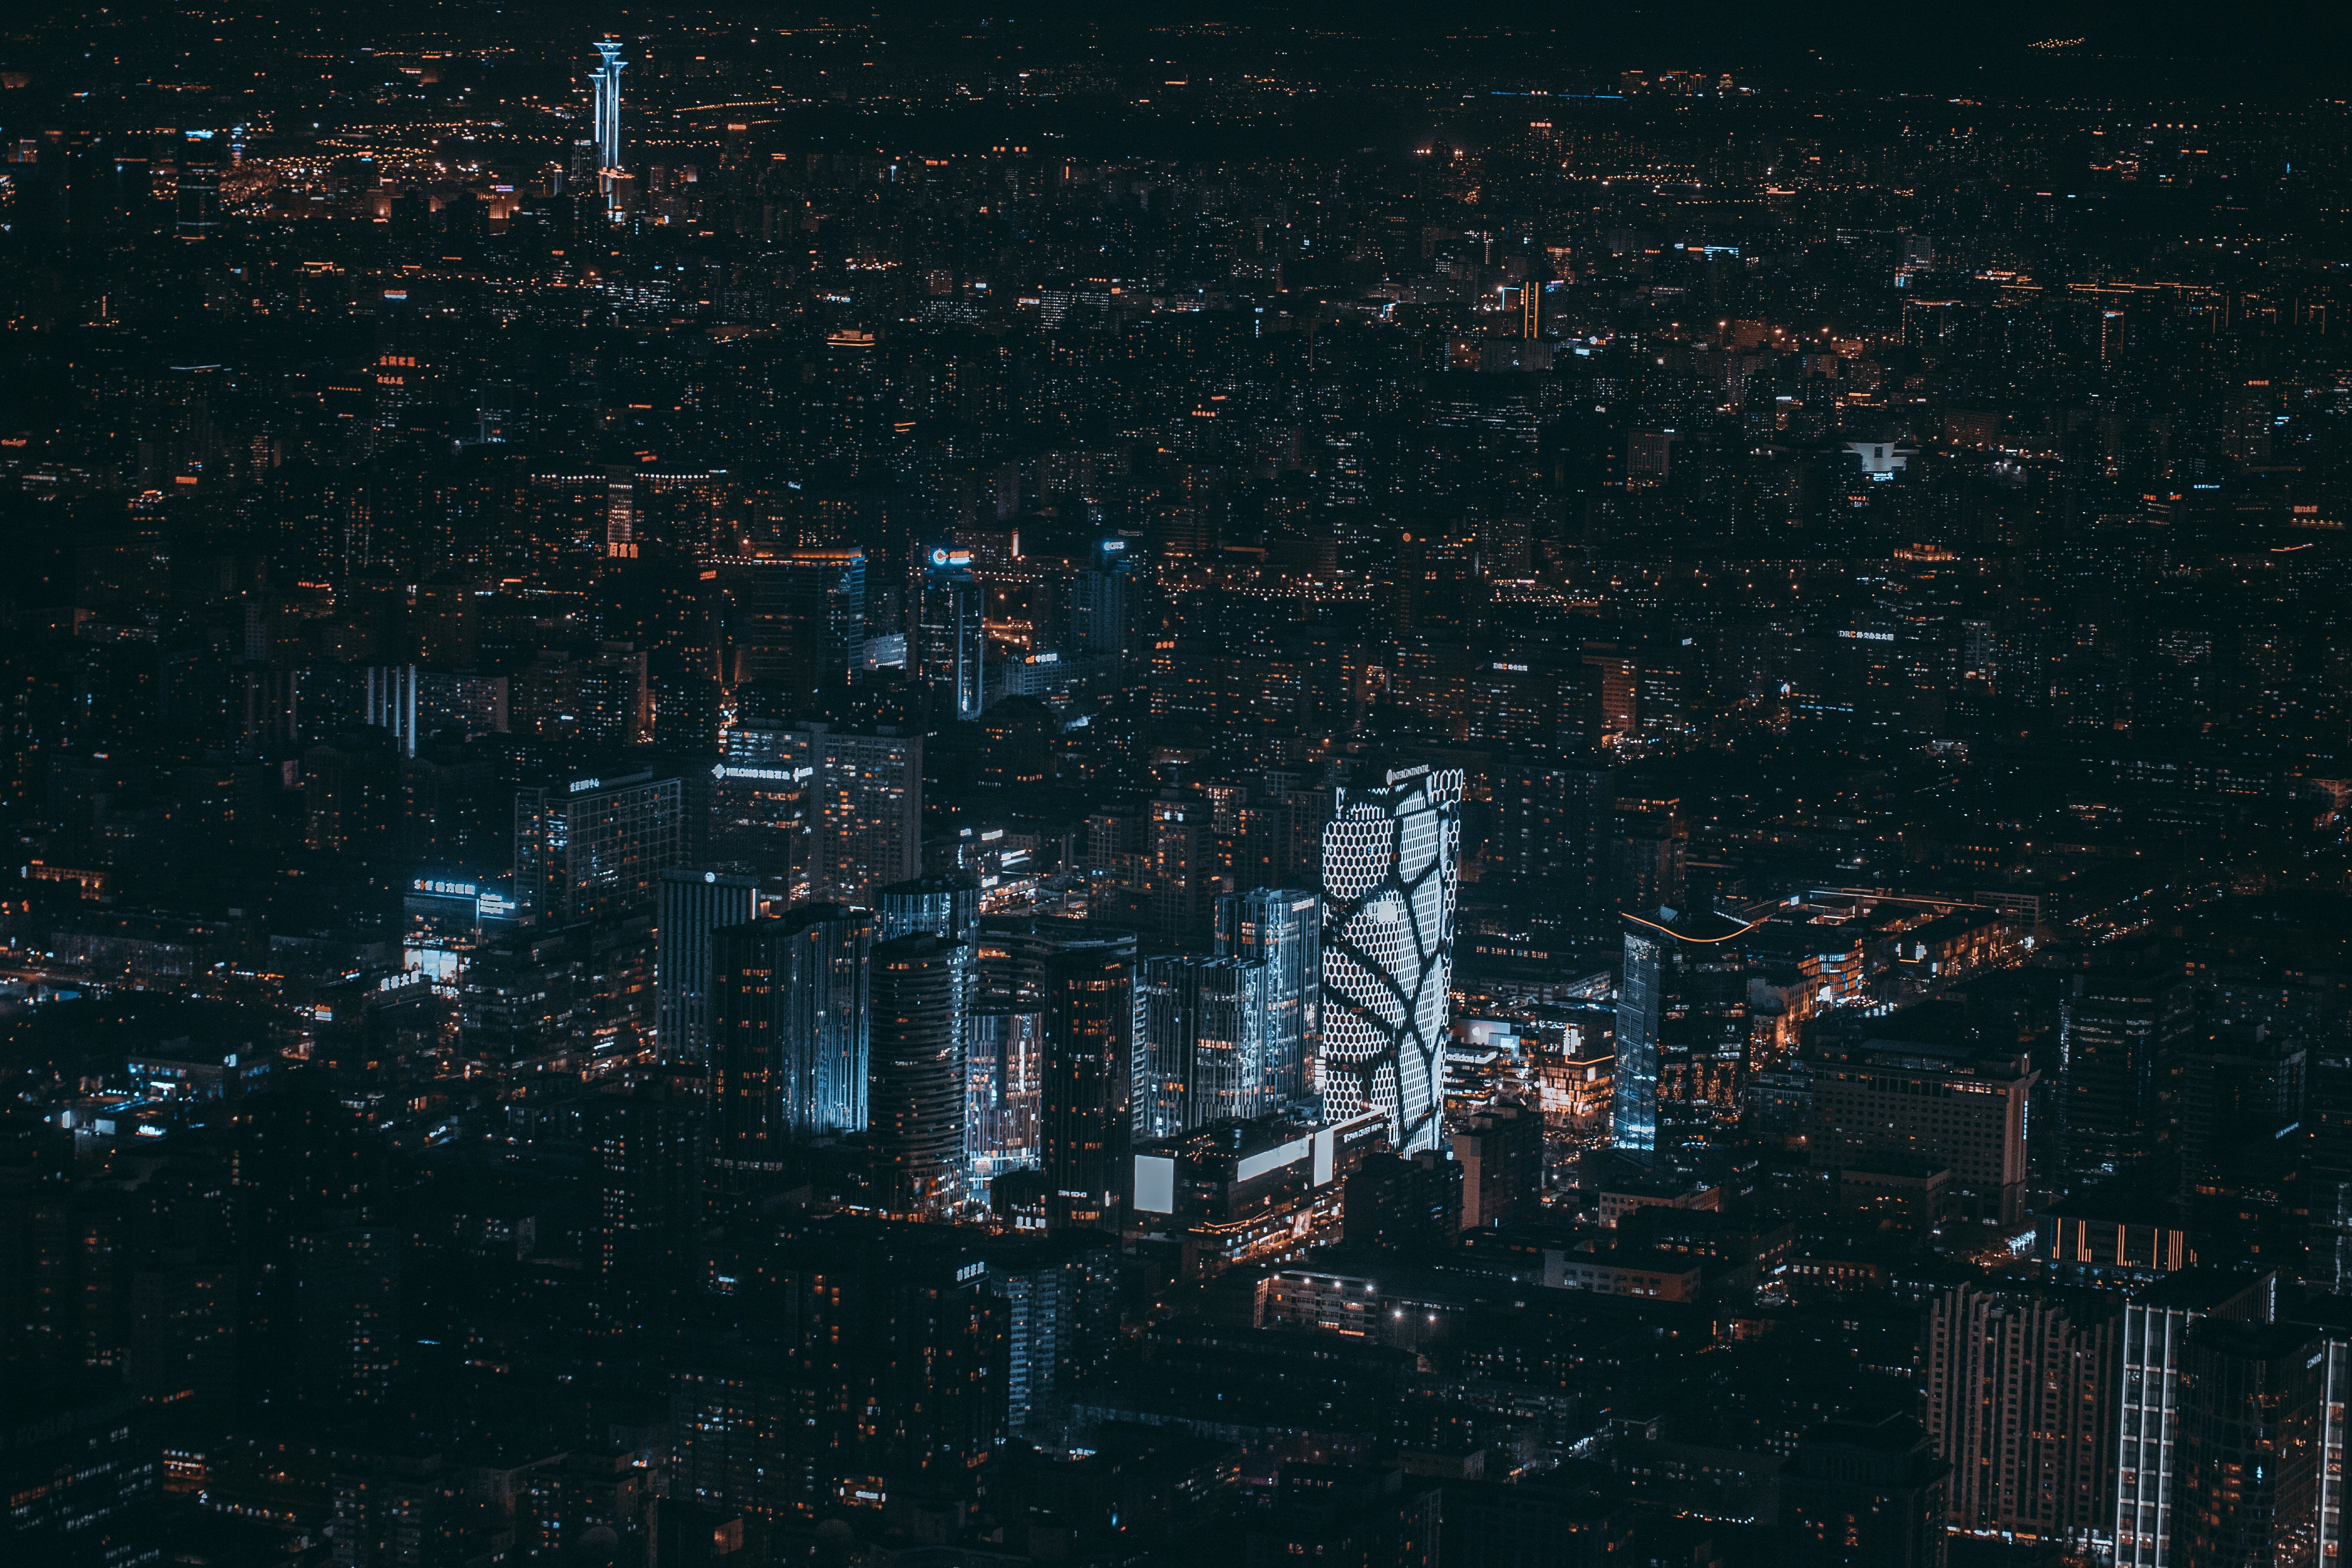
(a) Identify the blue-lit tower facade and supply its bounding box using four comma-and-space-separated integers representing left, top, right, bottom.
590, 38, 627, 180
917, 547, 986, 720
1612, 907, 1756, 1171
707, 903, 873, 1205
1613, 915, 1663, 1158
1215, 887, 1322, 1108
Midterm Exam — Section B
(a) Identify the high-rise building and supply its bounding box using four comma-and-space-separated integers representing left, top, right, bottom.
362, 667, 509, 756
2172, 1318, 2326, 1568
2310, 1042, 2352, 1291
364, 664, 420, 757
1341, 1149, 1465, 1256
1040, 934, 1138, 1232
969, 1230, 1121, 1441
2060, 973, 2194, 1190
2174, 1021, 2307, 1201
1066, 542, 1134, 674
720, 549, 867, 699
707, 905, 874, 1202
286, 1222, 401, 1408
968, 1006, 1045, 1183
726, 722, 919, 905
1318, 760, 1464, 1155
673, 1225, 1006, 1525
514, 768, 684, 924
878, 872, 981, 944
1779, 1415, 1950, 1568
1144, 797, 1216, 946
175, 130, 220, 238
1215, 887, 1322, 1107
1134, 955, 1270, 1141
710, 753, 811, 898
916, 547, 985, 720
656, 869, 761, 1065
1491, 751, 1612, 959
868, 935, 970, 1219
877, 872, 993, 1193
588, 38, 627, 174
1806, 1032, 2038, 1226
2112, 1270, 2280, 1568
0, 1384, 160, 1565
1613, 906, 1756, 1173
972, 914, 1091, 1010
511, 644, 651, 751
588, 1080, 701, 1339
1451, 1098, 1542, 1230
1923, 1281, 2119, 1546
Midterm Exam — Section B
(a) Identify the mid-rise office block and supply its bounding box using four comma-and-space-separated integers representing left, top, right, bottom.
726, 721, 920, 906
1130, 1108, 1387, 1279
1342, 1149, 1465, 1257
1780, 1414, 1950, 1568
1452, 1098, 1542, 1230
515, 768, 684, 924
1806, 1033, 2038, 1226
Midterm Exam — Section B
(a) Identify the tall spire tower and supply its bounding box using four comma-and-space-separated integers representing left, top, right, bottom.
590, 38, 627, 178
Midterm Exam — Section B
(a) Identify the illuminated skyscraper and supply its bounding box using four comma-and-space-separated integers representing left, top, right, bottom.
917, 547, 985, 720
1613, 906, 1756, 1169
514, 768, 684, 924
1317, 761, 1463, 1155
707, 905, 873, 1204
725, 721, 921, 906
868, 935, 970, 1218
175, 131, 221, 239
1135, 955, 1270, 1140
1040, 934, 1138, 1231
1214, 888, 1321, 1106
969, 1006, 1045, 1182
589, 39, 627, 176
656, 869, 762, 1066
879, 874, 985, 1195
878, 873, 981, 945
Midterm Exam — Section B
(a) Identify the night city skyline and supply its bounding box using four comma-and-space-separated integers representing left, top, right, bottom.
3, 5, 2352, 1566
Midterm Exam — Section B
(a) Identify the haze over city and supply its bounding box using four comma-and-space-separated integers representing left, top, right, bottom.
3, 5, 2350, 1566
